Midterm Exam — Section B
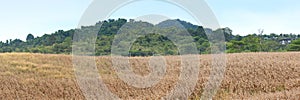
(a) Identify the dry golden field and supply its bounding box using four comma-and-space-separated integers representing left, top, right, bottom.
0, 52, 299, 99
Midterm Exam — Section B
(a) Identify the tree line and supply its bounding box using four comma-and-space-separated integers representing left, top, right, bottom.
0, 18, 299, 56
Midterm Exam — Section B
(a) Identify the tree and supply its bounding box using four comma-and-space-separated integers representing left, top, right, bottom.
262, 40, 281, 52
227, 40, 245, 53
287, 38, 300, 51
26, 34, 35, 41
242, 35, 260, 52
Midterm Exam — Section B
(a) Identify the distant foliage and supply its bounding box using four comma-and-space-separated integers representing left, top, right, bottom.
0, 18, 299, 56
287, 38, 300, 51
26, 34, 34, 41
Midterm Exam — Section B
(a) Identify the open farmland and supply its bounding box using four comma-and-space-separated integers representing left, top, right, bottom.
0, 52, 299, 99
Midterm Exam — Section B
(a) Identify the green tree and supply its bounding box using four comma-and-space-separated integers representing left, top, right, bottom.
262, 40, 281, 52
226, 40, 245, 53
26, 34, 34, 41
242, 35, 260, 52
287, 38, 300, 51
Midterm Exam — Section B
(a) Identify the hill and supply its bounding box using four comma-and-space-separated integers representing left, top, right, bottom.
0, 18, 299, 56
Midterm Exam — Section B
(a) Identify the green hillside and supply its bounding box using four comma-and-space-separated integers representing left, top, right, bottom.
0, 18, 299, 56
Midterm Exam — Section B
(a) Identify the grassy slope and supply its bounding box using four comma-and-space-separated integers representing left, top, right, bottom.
0, 52, 299, 99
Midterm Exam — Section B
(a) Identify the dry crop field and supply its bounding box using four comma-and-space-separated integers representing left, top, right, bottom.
0, 52, 299, 99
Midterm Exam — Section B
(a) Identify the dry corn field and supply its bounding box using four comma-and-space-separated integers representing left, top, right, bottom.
0, 52, 299, 99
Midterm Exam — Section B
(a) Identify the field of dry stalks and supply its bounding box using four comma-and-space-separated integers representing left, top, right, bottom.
0, 52, 299, 99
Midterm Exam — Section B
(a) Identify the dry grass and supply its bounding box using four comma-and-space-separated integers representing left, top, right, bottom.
0, 52, 299, 99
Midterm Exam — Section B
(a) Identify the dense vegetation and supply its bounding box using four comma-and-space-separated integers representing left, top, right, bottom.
0, 18, 299, 56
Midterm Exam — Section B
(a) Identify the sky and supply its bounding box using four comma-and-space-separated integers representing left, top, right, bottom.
0, 0, 299, 42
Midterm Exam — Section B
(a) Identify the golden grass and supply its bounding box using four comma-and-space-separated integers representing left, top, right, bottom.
0, 52, 299, 99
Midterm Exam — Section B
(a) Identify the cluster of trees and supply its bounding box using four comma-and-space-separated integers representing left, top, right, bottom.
0, 30, 73, 54
0, 18, 299, 56
227, 33, 300, 53
287, 39, 300, 51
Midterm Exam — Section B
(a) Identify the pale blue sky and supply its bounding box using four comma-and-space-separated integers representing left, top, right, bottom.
0, 0, 299, 41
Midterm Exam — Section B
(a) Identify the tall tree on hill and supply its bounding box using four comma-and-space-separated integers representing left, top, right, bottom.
26, 34, 34, 41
